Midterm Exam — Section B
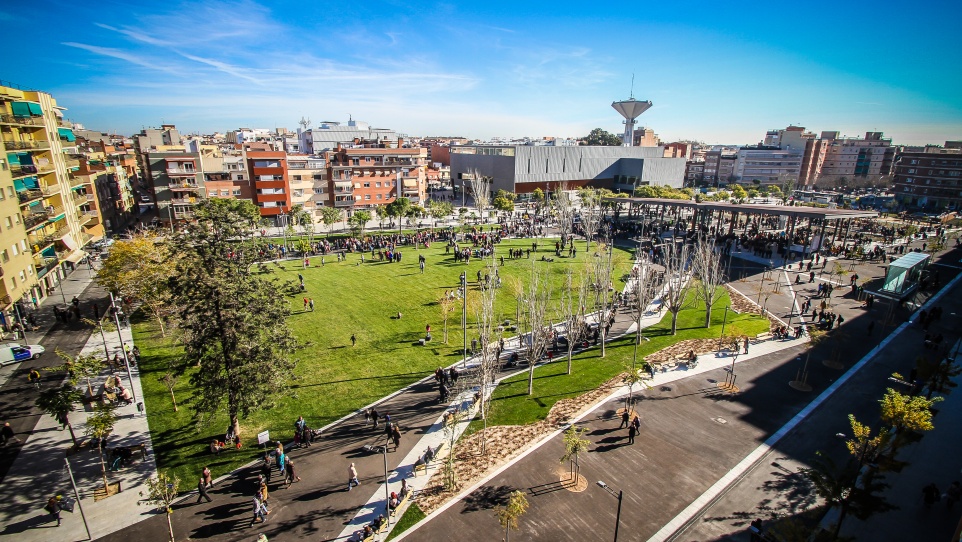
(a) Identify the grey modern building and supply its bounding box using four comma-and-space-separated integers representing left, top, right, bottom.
450, 145, 685, 195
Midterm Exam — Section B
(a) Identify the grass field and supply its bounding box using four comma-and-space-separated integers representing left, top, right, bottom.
135, 237, 633, 482
473, 289, 770, 429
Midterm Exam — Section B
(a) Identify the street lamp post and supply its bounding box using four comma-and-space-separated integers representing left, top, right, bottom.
596, 481, 623, 542
460, 272, 467, 368
376, 442, 391, 529
109, 292, 137, 406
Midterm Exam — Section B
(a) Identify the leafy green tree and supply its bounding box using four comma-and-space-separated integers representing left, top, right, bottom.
348, 210, 372, 237
560, 425, 591, 482
36, 385, 82, 447
318, 206, 343, 238
139, 472, 179, 542
96, 234, 178, 336
730, 185, 748, 201
634, 185, 658, 198
495, 490, 529, 542
86, 402, 118, 492
168, 199, 298, 439
582, 128, 622, 146
879, 386, 942, 454
51, 349, 105, 396
385, 197, 411, 233
428, 200, 453, 229
493, 194, 515, 214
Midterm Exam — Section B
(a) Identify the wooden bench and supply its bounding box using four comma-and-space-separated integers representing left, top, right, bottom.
360, 519, 389, 542
412, 441, 447, 476
390, 490, 411, 517
753, 332, 773, 343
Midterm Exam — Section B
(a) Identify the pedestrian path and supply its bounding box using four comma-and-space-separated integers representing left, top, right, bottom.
0, 266, 154, 542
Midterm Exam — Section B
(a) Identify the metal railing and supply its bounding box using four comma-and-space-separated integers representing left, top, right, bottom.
2, 139, 49, 149
17, 189, 43, 204
0, 113, 44, 126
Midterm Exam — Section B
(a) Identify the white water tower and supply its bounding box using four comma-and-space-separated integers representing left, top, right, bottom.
611, 98, 652, 147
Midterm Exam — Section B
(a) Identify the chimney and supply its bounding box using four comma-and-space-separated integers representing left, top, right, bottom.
398, 137, 404, 148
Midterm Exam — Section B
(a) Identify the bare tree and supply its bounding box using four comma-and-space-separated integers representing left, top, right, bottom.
590, 239, 616, 357
523, 261, 553, 395
559, 268, 590, 375
691, 236, 725, 328
469, 170, 491, 224
626, 254, 660, 408
662, 241, 694, 335
578, 188, 604, 252
438, 294, 456, 344
553, 184, 576, 249
473, 254, 502, 454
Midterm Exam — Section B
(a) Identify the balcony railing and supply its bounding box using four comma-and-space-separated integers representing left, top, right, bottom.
170, 182, 200, 191
41, 183, 62, 196
170, 198, 195, 205
10, 164, 37, 177
77, 212, 93, 225
63, 158, 80, 169
80, 232, 93, 246
333, 199, 354, 207
173, 209, 195, 219
2, 139, 50, 150
45, 206, 65, 220
34, 256, 58, 278
28, 234, 54, 254
17, 189, 43, 205
72, 192, 86, 205
69, 176, 87, 188
24, 212, 49, 230
0, 114, 44, 126
166, 167, 197, 176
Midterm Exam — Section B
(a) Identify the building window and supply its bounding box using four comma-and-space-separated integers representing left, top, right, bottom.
220, 189, 229, 196
375, 182, 381, 188
233, 189, 242, 196
4, 217, 10, 229
11, 244, 18, 257
1, 249, 8, 263
364, 194, 371, 200
293, 175, 302, 180
376, 194, 382, 200
363, 182, 370, 188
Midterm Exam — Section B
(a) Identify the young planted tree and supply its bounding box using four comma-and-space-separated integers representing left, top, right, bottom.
523, 262, 553, 395
96, 234, 178, 336
662, 241, 693, 335
52, 349, 105, 396
627, 257, 659, 406
428, 199, 453, 230
86, 402, 117, 492
553, 184, 575, 248
691, 236, 724, 328
319, 206, 343, 238
879, 386, 942, 455
495, 490, 529, 542
348, 210, 372, 238
578, 188, 604, 252
169, 199, 298, 439
139, 471, 180, 542
35, 385, 82, 447
161, 372, 179, 412
438, 295, 456, 344
559, 268, 589, 375
590, 240, 616, 357
492, 189, 516, 220
469, 171, 491, 224
473, 255, 501, 453
560, 425, 591, 483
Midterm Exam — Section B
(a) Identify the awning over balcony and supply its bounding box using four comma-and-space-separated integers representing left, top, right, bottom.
334, 181, 352, 188
403, 179, 418, 188
11, 102, 43, 117
64, 250, 87, 264
57, 128, 76, 142
62, 234, 77, 251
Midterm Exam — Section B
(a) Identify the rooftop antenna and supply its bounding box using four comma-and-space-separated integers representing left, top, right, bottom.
629, 74, 635, 99
299, 116, 311, 130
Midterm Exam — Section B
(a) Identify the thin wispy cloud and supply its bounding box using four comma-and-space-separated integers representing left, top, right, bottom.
61, 42, 182, 75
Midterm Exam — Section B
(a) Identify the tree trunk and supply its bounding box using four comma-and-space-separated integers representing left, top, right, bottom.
169, 388, 178, 412
527, 363, 534, 395
166, 511, 175, 542
566, 350, 572, 375
66, 421, 78, 448
99, 451, 109, 492
156, 314, 167, 337
671, 312, 679, 335
704, 303, 712, 328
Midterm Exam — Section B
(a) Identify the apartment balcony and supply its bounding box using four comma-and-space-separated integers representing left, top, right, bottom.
24, 212, 49, 231
28, 234, 54, 255
2, 139, 50, 150
10, 164, 38, 178
69, 176, 87, 188
45, 206, 65, 221
33, 254, 59, 278
173, 209, 195, 219
70, 192, 86, 206
170, 182, 201, 191
333, 199, 354, 208
41, 182, 62, 197
79, 232, 93, 246
169, 197, 196, 205
166, 167, 197, 176
63, 158, 80, 169
0, 114, 45, 127
17, 189, 43, 206
86, 193, 95, 202
77, 211, 95, 225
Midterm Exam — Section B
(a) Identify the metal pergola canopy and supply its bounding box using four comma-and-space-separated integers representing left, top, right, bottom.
605, 197, 878, 221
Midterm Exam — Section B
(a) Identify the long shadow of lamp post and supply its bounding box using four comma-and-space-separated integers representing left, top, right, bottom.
596, 480, 623, 542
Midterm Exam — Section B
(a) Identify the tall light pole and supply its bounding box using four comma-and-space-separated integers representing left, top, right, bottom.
596, 481, 623, 542
65, 457, 92, 541
461, 272, 467, 368
376, 441, 391, 529
109, 292, 137, 406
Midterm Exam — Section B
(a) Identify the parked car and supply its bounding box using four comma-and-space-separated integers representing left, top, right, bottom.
0, 344, 45, 366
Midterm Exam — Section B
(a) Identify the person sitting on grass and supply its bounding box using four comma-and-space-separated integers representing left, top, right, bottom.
210, 439, 225, 455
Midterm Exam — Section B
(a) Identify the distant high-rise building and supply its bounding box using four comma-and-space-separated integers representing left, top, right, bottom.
814, 131, 895, 186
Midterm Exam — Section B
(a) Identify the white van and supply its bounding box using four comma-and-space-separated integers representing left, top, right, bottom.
0, 344, 45, 366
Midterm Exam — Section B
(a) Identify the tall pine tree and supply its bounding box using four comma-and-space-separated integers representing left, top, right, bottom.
170, 199, 298, 437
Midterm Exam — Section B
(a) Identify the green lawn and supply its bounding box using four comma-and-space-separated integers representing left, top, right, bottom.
386, 503, 427, 541
135, 237, 632, 482
474, 289, 770, 429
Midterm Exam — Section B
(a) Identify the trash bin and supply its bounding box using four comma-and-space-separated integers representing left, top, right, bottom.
137, 402, 144, 412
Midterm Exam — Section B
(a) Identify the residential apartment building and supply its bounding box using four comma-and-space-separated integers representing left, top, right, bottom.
891, 143, 962, 211
324, 142, 427, 213
815, 131, 895, 184
734, 146, 803, 185
146, 152, 206, 227
764, 126, 819, 186
286, 155, 327, 218
246, 151, 291, 219
685, 161, 705, 186
704, 150, 737, 186
298, 119, 398, 154
0, 84, 94, 318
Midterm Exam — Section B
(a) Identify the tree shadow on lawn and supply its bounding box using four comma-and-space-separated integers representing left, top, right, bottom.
291, 371, 428, 389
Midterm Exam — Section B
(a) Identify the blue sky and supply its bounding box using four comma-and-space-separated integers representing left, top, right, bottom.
4, 1, 961, 145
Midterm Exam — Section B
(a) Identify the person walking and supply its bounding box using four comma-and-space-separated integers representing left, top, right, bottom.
28, 369, 41, 389
196, 476, 212, 503
619, 409, 630, 428
371, 408, 380, 429
946, 481, 961, 508
351, 333, 357, 347
202, 465, 213, 488
259, 456, 272, 484
922, 482, 941, 507
309, 298, 315, 312
45, 496, 62, 526
743, 336, 750, 354
251, 494, 269, 526
348, 463, 360, 491
285, 457, 300, 487
631, 415, 641, 432
1, 422, 20, 446
627, 424, 636, 445
391, 426, 401, 451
